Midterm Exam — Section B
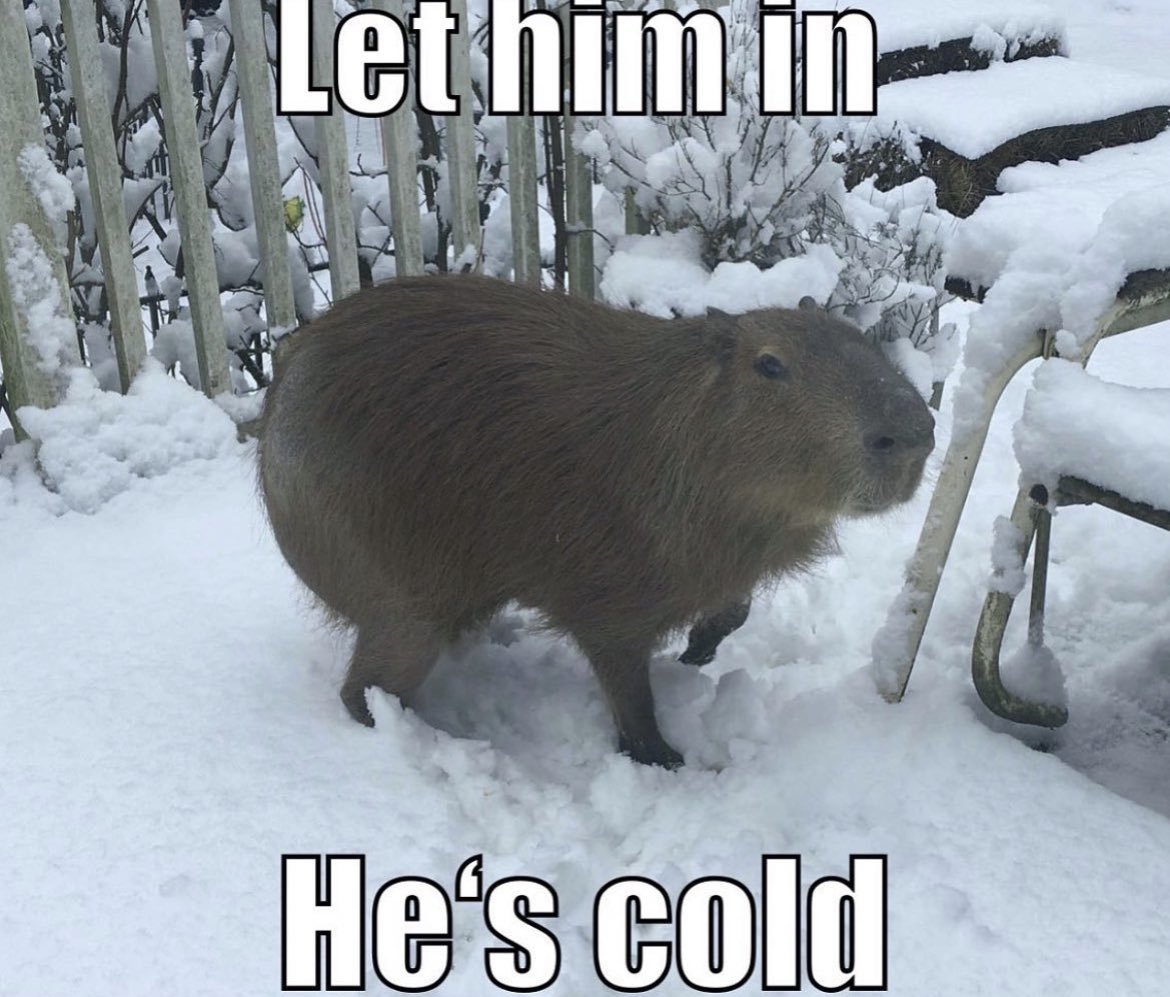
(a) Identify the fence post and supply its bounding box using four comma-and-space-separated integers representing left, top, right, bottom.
0, 0, 78, 435
311, 0, 362, 300
146, 0, 231, 396
558, 4, 595, 299
228, 0, 298, 332
60, 0, 147, 393
445, 0, 480, 268
624, 191, 648, 235
370, 0, 424, 277
506, 57, 541, 287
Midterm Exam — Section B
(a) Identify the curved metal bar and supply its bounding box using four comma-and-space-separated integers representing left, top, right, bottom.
970, 489, 1069, 727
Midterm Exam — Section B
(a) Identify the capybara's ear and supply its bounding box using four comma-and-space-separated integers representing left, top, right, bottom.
798, 296, 821, 312
702, 307, 738, 364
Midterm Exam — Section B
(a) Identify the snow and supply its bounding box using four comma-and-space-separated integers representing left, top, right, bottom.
1094, 184, 1170, 275
997, 640, 1069, 714
885, 336, 934, 398
151, 318, 205, 388
4, 222, 77, 376
599, 232, 844, 318
4, 320, 1170, 994
1015, 361, 1170, 512
4, 3, 1170, 994
1062, 0, 1170, 81
17, 143, 75, 239
948, 131, 1170, 291
946, 145, 1170, 440
988, 515, 1027, 597
861, 0, 1065, 56
599, 230, 713, 317
10, 360, 239, 514
877, 58, 1170, 159
124, 118, 162, 177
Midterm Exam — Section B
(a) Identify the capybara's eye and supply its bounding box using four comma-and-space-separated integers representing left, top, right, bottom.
755, 353, 788, 380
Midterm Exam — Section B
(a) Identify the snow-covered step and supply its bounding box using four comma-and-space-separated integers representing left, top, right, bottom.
879, 58, 1170, 160
855, 57, 1170, 216
946, 130, 1170, 295
868, 0, 1065, 85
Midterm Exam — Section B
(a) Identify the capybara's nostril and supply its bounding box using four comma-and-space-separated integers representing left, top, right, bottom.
864, 431, 899, 454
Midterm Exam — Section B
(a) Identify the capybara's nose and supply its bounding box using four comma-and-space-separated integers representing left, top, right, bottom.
864, 413, 935, 457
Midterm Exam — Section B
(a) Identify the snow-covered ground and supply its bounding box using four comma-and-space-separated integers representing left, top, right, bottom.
1063, 0, 1170, 81
4, 2, 1170, 995
4, 307, 1169, 996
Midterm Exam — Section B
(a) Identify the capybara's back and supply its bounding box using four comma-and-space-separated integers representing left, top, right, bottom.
259, 275, 934, 766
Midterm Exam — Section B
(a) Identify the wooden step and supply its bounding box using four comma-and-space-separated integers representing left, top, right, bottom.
848, 57, 1170, 216
870, 0, 1065, 85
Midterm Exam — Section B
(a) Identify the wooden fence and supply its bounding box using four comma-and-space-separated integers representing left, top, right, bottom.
0, 0, 597, 438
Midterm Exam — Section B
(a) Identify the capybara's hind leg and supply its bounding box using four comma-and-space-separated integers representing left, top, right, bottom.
578, 635, 683, 768
340, 616, 441, 726
679, 596, 752, 666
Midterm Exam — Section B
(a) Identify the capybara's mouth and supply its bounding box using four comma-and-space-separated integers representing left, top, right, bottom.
847, 453, 930, 516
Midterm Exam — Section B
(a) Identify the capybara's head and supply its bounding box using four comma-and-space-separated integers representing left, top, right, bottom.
703, 302, 935, 522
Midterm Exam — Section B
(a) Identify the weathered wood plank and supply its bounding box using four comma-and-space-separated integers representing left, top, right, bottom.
370, 0, 424, 277
562, 116, 595, 299
624, 190, 647, 236
444, 0, 480, 268
506, 56, 541, 288
228, 0, 298, 331
147, 0, 231, 395
557, 0, 594, 297
311, 0, 362, 299
60, 0, 147, 392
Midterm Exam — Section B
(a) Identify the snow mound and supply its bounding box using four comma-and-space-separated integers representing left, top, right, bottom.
12, 361, 241, 514
949, 131, 1170, 291
599, 232, 845, 317
864, 0, 1065, 56
949, 175, 1170, 441
1015, 360, 1170, 511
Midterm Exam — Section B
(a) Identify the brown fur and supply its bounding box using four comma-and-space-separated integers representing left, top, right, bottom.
258, 275, 934, 766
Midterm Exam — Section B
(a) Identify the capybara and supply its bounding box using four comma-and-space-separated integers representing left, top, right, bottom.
258, 275, 934, 767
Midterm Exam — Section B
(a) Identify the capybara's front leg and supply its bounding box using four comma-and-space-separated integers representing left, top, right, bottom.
579, 635, 683, 768
340, 615, 441, 726
679, 596, 752, 666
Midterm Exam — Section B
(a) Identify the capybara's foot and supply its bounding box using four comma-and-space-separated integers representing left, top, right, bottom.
678, 643, 717, 667
679, 598, 752, 666
339, 617, 441, 728
619, 731, 684, 769
340, 678, 375, 727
